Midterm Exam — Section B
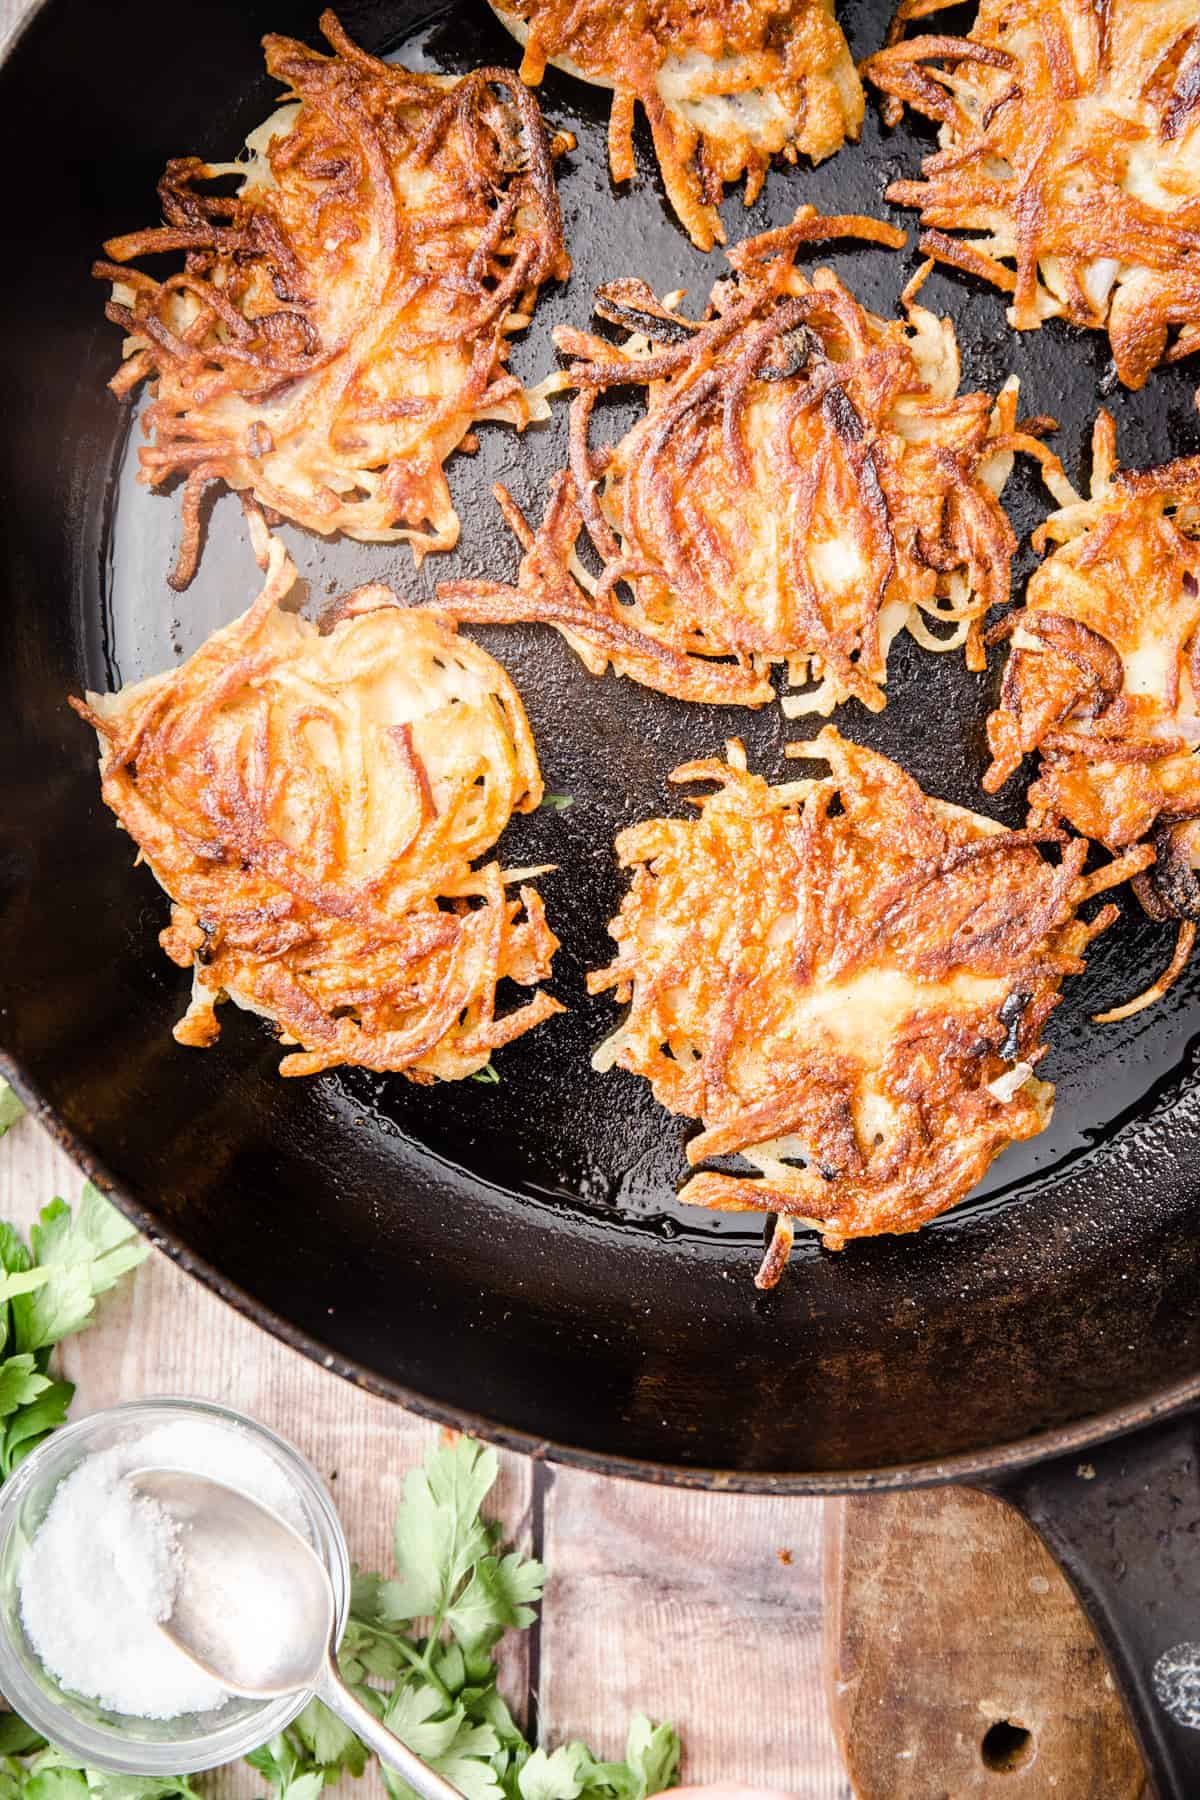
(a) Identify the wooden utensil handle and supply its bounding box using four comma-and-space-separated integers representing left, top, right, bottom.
824, 1484, 1147, 1796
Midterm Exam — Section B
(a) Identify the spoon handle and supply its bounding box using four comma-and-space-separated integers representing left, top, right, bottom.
315, 1656, 466, 1800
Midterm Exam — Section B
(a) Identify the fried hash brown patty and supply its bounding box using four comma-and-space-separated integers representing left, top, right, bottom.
864, 0, 1200, 389
985, 410, 1200, 1019
70, 538, 563, 1081
488, 0, 862, 250
588, 727, 1127, 1287
438, 208, 1050, 715
95, 10, 571, 590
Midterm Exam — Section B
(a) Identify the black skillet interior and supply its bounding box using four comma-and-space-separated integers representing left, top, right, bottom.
2, 0, 1200, 1481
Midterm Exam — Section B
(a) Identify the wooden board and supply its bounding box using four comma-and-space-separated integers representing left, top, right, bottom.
824, 1489, 1147, 1798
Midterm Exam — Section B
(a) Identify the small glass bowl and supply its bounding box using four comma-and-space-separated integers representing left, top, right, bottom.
0, 1396, 350, 1774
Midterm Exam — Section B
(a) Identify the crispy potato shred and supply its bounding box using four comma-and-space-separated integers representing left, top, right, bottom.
95, 10, 572, 590
490, 0, 862, 250
436, 207, 1055, 714
985, 408, 1200, 1020
70, 538, 563, 1081
588, 727, 1131, 1286
864, 0, 1200, 389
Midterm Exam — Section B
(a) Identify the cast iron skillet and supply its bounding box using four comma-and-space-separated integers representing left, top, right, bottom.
3, 0, 1200, 1787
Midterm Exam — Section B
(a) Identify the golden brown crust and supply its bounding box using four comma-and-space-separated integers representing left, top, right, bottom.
587, 727, 1126, 1284
71, 538, 563, 1080
436, 207, 1047, 715
96, 10, 571, 587
864, 0, 1200, 388
493, 0, 863, 248
984, 409, 1200, 1015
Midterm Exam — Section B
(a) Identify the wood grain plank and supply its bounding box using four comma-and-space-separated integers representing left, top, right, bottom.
537, 1464, 848, 1798
0, 0, 26, 54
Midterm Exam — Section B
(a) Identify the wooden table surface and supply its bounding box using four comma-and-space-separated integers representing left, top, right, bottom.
0, 1116, 846, 1798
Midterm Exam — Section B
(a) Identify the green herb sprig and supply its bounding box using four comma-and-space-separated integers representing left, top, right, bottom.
0, 1183, 148, 1478
0, 1081, 24, 1142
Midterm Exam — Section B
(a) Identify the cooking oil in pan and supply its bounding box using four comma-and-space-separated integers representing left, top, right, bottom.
91, 0, 1200, 1261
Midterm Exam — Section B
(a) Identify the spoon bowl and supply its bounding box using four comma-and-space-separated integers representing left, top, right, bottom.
130, 1469, 462, 1800
129, 1469, 333, 1698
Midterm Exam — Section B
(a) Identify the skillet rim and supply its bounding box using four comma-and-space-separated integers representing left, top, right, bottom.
6, 1046, 1199, 1492
7, 0, 1200, 1492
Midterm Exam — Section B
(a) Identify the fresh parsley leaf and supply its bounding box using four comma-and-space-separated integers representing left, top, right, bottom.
383, 1682, 470, 1757
339, 1620, 407, 1685
432, 1640, 467, 1696
75, 1773, 204, 1800
13, 1186, 147, 1353
349, 1567, 387, 1624
250, 1766, 324, 1800
0, 1225, 32, 1354
21, 1769, 88, 1800
0, 1216, 57, 1320
383, 1437, 498, 1624
543, 1717, 680, 1800
0, 1082, 23, 1141
539, 795, 574, 813
469, 1063, 500, 1085
245, 1730, 331, 1800
0, 1720, 44, 1758
446, 1550, 545, 1654
473, 1689, 526, 1754
0, 1224, 31, 1278
292, 1700, 368, 1779
0, 1356, 50, 1418
0, 1271, 52, 1313
245, 1734, 299, 1788
0, 1380, 73, 1478
621, 1716, 682, 1799
381, 1685, 504, 1800
280, 1774, 326, 1800
518, 1745, 591, 1800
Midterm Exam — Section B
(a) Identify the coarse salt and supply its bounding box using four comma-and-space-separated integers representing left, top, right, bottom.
19, 1417, 309, 1720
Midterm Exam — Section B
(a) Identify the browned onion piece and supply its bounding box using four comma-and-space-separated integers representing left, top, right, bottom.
1132, 870, 1176, 924
1024, 613, 1124, 717
592, 279, 700, 345
1147, 817, 1200, 920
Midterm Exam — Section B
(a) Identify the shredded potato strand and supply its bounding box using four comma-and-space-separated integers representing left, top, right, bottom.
864, 0, 1200, 388
95, 10, 572, 587
588, 726, 1128, 1286
70, 540, 563, 1081
436, 207, 1050, 714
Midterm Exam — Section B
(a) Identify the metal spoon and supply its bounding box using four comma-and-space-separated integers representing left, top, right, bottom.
129, 1468, 462, 1800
